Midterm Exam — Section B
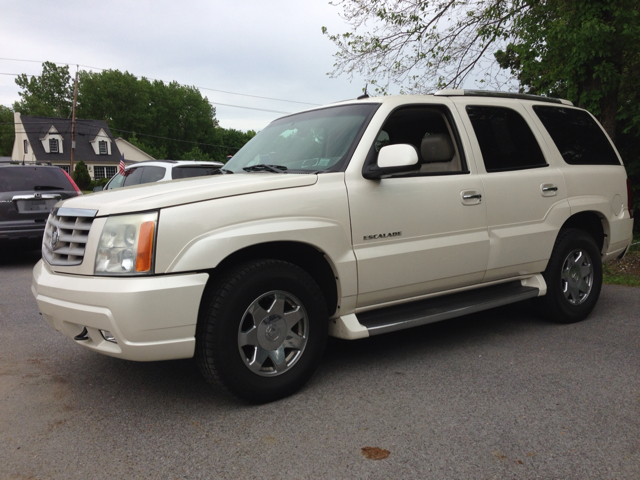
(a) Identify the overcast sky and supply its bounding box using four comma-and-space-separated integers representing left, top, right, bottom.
0, 0, 370, 132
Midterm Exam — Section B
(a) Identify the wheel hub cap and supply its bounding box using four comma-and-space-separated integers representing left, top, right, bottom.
561, 248, 594, 305
259, 315, 286, 349
237, 291, 309, 377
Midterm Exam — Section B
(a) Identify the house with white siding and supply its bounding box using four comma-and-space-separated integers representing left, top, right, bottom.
11, 113, 153, 180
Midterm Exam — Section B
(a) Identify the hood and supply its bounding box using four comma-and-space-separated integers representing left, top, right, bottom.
59, 173, 318, 216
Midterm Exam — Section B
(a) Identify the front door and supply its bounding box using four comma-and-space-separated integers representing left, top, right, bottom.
346, 104, 490, 308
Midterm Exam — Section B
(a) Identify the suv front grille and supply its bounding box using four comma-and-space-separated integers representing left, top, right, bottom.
43, 207, 98, 266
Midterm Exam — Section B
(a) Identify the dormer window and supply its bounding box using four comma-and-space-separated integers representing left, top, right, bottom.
99, 140, 108, 155
24, 140, 28, 154
49, 138, 59, 153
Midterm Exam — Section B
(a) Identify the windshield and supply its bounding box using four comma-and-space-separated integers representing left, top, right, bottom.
224, 103, 378, 173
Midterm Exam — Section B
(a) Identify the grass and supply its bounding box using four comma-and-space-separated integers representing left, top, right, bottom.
602, 232, 640, 287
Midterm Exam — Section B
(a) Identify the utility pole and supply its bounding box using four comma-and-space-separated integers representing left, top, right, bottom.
70, 67, 79, 175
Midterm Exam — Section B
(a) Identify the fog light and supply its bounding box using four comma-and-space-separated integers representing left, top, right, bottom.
100, 330, 117, 343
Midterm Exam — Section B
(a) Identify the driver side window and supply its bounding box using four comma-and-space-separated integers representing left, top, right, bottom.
374, 106, 466, 175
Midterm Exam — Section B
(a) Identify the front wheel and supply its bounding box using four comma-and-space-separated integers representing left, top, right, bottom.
537, 229, 602, 324
196, 260, 328, 403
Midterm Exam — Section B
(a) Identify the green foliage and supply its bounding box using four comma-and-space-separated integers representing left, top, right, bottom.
14, 62, 73, 117
126, 132, 167, 160
73, 160, 91, 189
89, 177, 110, 190
180, 146, 218, 162
0, 105, 14, 157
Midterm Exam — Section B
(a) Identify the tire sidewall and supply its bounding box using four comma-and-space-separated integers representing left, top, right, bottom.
542, 229, 602, 323
202, 260, 327, 403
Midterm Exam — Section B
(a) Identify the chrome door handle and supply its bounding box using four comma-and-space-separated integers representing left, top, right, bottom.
463, 194, 482, 200
542, 186, 558, 192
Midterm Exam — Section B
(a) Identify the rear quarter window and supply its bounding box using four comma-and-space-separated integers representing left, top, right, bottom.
532, 106, 620, 166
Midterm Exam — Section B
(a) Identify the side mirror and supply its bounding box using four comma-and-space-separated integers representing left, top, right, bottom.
363, 144, 420, 179
92, 186, 104, 192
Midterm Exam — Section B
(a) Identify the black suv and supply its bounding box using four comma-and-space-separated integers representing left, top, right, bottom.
0, 164, 82, 245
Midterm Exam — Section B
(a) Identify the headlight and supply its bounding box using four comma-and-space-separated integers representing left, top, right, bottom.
95, 212, 158, 275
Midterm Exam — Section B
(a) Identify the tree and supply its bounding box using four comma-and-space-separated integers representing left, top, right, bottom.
14, 61, 73, 117
0, 105, 14, 157
76, 70, 219, 159
73, 160, 91, 190
323, 0, 523, 94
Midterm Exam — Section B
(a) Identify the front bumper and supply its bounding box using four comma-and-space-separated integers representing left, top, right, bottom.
32, 260, 209, 361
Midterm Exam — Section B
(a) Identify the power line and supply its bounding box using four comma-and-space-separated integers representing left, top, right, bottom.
209, 102, 291, 115
0, 57, 321, 107
0, 121, 250, 152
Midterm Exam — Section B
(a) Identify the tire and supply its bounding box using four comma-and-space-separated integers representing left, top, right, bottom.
196, 260, 328, 403
537, 228, 602, 324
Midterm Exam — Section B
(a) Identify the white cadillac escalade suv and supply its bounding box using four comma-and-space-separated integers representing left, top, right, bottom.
32, 90, 635, 403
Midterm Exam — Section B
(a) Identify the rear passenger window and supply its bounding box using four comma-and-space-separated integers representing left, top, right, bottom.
532, 106, 620, 166
466, 106, 547, 172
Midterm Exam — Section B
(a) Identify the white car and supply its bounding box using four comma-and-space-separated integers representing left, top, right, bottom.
32, 90, 635, 404
98, 160, 225, 190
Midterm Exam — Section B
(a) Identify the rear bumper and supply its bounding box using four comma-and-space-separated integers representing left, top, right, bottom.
0, 220, 46, 240
32, 260, 209, 361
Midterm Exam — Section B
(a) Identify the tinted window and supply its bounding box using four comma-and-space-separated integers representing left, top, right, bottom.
533, 106, 620, 165
139, 166, 165, 184
171, 165, 221, 179
466, 106, 547, 172
0, 167, 71, 192
122, 167, 144, 186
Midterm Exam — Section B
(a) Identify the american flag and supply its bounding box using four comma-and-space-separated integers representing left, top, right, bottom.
118, 154, 126, 175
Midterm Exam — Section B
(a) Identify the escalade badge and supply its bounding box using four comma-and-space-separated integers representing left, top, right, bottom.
363, 231, 402, 241
50, 226, 60, 251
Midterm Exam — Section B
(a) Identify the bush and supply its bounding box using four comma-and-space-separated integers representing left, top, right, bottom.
73, 160, 91, 189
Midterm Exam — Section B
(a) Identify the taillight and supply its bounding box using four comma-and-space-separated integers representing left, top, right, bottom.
627, 178, 634, 219
62, 169, 83, 196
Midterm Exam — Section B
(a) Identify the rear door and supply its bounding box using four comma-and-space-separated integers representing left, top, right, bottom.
452, 98, 569, 281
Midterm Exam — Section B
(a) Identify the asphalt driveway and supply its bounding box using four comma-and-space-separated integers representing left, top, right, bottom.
1, 248, 639, 479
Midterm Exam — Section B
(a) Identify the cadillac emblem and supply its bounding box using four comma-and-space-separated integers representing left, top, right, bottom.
50, 226, 60, 251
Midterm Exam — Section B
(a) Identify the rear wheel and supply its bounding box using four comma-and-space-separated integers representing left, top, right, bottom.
538, 229, 602, 324
196, 260, 327, 403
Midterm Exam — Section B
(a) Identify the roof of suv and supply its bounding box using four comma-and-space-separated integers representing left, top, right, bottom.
122, 160, 224, 169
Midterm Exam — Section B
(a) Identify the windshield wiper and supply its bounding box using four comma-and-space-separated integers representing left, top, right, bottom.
243, 164, 288, 173
34, 185, 65, 190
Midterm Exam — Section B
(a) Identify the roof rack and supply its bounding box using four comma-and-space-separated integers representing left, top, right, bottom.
434, 89, 573, 106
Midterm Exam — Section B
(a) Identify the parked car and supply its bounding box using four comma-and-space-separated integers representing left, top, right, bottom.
94, 160, 225, 191
0, 164, 82, 246
32, 90, 634, 403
